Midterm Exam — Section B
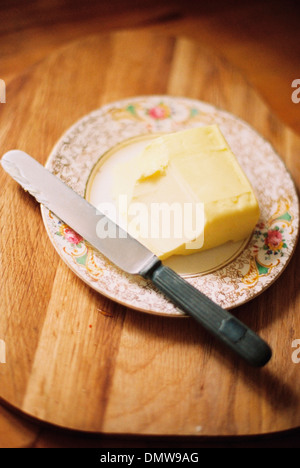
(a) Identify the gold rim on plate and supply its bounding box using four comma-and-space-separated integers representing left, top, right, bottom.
41, 95, 299, 316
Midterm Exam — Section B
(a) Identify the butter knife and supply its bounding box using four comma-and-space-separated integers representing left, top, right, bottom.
1, 150, 272, 367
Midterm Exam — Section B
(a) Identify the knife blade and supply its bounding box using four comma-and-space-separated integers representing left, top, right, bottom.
1, 150, 272, 367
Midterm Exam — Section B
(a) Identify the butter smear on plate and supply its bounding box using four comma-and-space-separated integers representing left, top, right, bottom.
113, 125, 260, 260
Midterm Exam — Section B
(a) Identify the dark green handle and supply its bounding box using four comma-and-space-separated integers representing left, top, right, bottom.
144, 263, 272, 367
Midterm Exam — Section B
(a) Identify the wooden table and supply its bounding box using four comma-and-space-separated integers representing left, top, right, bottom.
0, 11, 300, 449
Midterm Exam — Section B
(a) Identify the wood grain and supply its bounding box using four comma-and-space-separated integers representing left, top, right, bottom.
1, 0, 299, 135
0, 30, 300, 436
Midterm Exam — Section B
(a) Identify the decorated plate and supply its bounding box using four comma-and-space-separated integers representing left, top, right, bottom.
41, 96, 299, 316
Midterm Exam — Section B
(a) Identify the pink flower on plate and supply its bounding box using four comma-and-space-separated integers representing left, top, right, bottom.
63, 227, 83, 245
264, 229, 283, 251
148, 103, 171, 120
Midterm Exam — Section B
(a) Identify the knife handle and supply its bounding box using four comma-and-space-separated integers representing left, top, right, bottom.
145, 263, 272, 367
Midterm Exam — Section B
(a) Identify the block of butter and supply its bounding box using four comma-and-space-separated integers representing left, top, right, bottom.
113, 125, 260, 260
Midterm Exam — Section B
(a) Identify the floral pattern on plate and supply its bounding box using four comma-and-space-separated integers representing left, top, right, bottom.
41, 96, 299, 315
